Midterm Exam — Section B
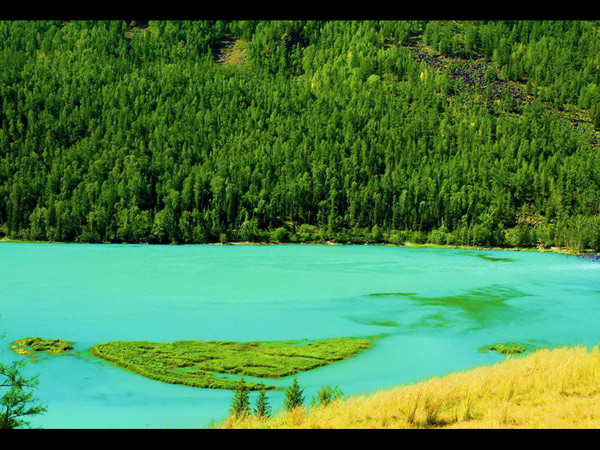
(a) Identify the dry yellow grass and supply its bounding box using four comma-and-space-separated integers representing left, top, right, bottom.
219, 346, 600, 429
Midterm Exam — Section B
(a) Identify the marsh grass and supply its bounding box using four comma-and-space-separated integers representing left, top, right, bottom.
480, 342, 534, 354
221, 345, 600, 428
91, 337, 371, 390
10, 337, 74, 356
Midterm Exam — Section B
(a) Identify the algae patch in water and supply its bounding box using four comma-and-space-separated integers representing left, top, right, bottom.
91, 337, 372, 390
408, 285, 531, 329
475, 254, 515, 262
369, 320, 399, 327
368, 292, 416, 297
10, 337, 74, 357
408, 313, 448, 329
479, 342, 531, 354
345, 316, 400, 327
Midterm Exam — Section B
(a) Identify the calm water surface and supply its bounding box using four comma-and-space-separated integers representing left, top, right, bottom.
0, 243, 598, 428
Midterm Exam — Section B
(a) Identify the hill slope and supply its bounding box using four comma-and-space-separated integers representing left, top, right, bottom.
0, 20, 598, 250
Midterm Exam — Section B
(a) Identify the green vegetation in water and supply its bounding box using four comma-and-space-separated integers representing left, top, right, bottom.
408, 285, 531, 329
365, 320, 399, 327
479, 342, 532, 354
475, 254, 515, 262
9, 337, 74, 357
409, 313, 448, 329
374, 321, 398, 327
91, 337, 372, 390
345, 316, 400, 327
368, 292, 416, 297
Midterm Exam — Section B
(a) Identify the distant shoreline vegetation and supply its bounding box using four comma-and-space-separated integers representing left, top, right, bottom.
0, 235, 591, 257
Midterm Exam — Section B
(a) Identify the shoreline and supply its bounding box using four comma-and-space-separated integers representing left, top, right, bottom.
0, 236, 586, 256
221, 345, 600, 429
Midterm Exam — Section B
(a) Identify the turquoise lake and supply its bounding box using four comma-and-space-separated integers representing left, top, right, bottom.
0, 242, 598, 428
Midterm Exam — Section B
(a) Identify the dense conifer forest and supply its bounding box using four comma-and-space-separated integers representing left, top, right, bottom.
0, 20, 599, 250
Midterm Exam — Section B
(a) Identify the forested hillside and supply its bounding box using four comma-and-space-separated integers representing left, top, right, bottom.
0, 20, 599, 250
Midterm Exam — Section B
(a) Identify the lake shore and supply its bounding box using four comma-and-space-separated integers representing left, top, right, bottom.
0, 236, 585, 256
225, 240, 579, 255
221, 345, 600, 429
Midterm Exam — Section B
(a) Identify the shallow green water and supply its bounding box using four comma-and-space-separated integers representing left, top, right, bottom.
0, 243, 598, 428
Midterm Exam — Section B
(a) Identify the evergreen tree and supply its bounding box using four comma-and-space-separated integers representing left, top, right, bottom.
0, 359, 47, 429
283, 376, 304, 411
230, 377, 250, 417
254, 390, 271, 418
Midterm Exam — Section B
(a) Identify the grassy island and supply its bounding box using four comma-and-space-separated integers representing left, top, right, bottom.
91, 337, 372, 390
9, 337, 74, 356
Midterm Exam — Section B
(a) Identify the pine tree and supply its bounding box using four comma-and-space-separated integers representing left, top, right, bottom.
254, 390, 271, 418
0, 359, 47, 429
283, 376, 304, 411
230, 377, 250, 417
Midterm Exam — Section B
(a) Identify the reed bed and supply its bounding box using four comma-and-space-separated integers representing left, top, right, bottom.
220, 345, 600, 428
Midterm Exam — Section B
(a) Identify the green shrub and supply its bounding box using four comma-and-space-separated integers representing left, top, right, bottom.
270, 227, 290, 243
311, 385, 343, 407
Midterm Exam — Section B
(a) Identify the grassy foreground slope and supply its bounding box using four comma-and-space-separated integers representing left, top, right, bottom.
221, 346, 600, 428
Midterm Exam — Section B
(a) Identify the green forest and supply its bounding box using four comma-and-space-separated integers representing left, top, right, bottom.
0, 20, 599, 250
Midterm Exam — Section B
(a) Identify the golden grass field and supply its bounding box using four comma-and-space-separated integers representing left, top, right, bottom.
220, 345, 600, 429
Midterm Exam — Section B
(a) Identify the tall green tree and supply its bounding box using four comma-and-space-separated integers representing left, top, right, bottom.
229, 377, 250, 418
0, 359, 47, 429
254, 390, 271, 418
283, 376, 304, 411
